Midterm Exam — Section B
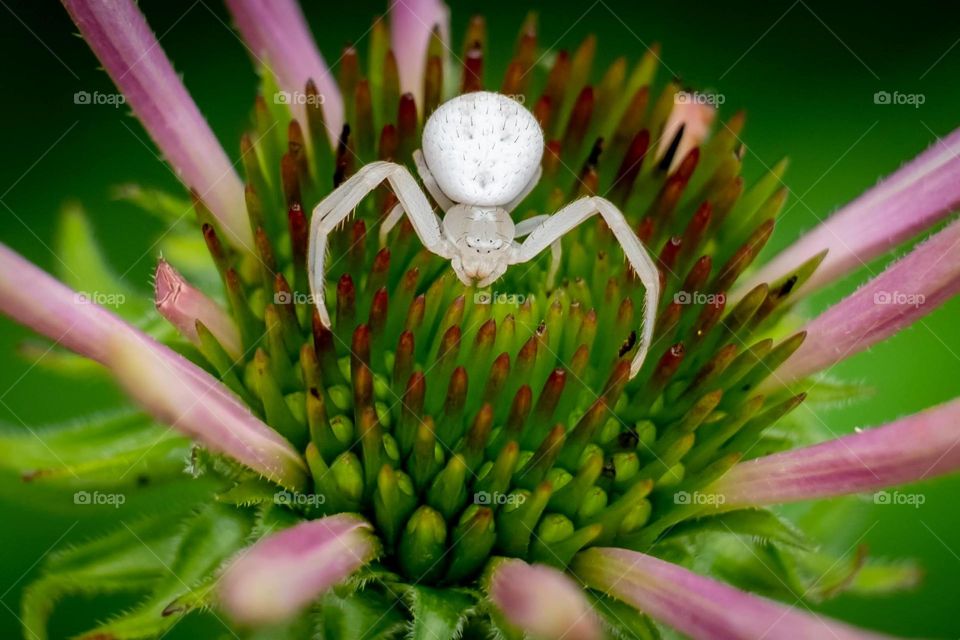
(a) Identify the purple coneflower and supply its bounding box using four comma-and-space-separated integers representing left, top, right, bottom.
2, 0, 958, 638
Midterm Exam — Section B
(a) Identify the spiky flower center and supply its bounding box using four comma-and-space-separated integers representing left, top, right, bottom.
198, 14, 810, 588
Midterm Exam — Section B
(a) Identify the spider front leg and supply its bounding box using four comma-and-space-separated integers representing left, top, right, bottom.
514, 214, 561, 288
379, 150, 452, 246
308, 161, 452, 327
511, 196, 661, 379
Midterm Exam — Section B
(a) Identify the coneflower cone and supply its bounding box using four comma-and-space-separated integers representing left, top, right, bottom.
180, 11, 817, 623
205, 16, 801, 581
11, 4, 942, 639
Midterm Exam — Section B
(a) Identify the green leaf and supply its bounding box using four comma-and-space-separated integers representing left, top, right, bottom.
111, 184, 192, 223
711, 534, 921, 605
317, 586, 407, 640
798, 376, 874, 407
55, 203, 151, 321
14, 340, 104, 378
663, 509, 812, 550
0, 409, 190, 489
251, 500, 305, 539
215, 478, 281, 508
22, 516, 182, 640
842, 558, 923, 596
74, 504, 253, 639
401, 585, 475, 640
247, 615, 317, 640
709, 537, 808, 602
588, 591, 661, 640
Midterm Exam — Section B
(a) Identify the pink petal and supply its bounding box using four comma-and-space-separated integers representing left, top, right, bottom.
574, 548, 891, 640
771, 216, 960, 385
657, 94, 716, 171
154, 259, 241, 360
0, 243, 126, 363
709, 396, 960, 508
0, 243, 306, 490
62, 0, 250, 249
390, 0, 450, 104
225, 0, 343, 142
489, 559, 602, 640
109, 330, 307, 490
219, 515, 378, 625
741, 126, 960, 297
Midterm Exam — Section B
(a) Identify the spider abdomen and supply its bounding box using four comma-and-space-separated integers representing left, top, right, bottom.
422, 92, 544, 207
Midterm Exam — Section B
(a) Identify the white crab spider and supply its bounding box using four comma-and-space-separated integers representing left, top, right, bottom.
308, 91, 661, 378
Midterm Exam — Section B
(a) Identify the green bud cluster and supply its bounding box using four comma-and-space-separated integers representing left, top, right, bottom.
191, 12, 819, 587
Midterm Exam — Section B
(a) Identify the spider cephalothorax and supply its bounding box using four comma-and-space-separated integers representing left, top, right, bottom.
309, 91, 661, 377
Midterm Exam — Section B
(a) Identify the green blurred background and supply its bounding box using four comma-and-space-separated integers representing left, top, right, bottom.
1, 0, 958, 637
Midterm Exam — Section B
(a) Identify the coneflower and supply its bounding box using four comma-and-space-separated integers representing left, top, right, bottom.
1, 0, 958, 638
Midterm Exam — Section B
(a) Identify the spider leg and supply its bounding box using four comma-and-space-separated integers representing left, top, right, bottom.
505, 165, 543, 213
511, 196, 661, 379
379, 150, 454, 247
309, 161, 450, 327
514, 214, 561, 288
378, 202, 406, 247
414, 149, 454, 210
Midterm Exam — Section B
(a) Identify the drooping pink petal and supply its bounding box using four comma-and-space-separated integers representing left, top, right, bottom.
657, 93, 716, 171
390, 0, 450, 104
488, 559, 602, 640
109, 330, 307, 490
225, 0, 343, 142
771, 216, 960, 386
0, 243, 307, 490
0, 243, 127, 363
741, 126, 960, 297
574, 548, 891, 640
155, 259, 241, 360
219, 515, 378, 625
708, 397, 960, 508
62, 0, 251, 249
